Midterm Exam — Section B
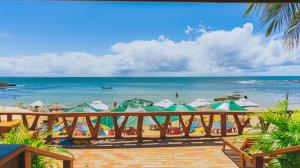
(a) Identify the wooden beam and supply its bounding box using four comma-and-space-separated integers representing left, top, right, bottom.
220, 113, 227, 136
137, 116, 144, 142
24, 151, 32, 168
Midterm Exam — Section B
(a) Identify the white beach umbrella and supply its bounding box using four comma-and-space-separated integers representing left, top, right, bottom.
30, 100, 45, 108
90, 100, 109, 111
188, 99, 211, 108
235, 98, 258, 107
154, 99, 175, 108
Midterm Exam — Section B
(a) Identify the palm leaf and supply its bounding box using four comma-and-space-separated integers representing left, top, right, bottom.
245, 3, 300, 49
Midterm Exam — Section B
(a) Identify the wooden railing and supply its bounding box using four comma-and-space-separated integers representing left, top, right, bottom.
251, 145, 300, 168
0, 111, 255, 142
0, 144, 74, 168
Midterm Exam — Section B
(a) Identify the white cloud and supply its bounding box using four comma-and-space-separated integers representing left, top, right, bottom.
184, 26, 194, 34
1, 23, 300, 77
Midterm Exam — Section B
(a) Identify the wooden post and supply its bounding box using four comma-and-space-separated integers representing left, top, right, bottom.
119, 115, 129, 137
137, 116, 143, 143
7, 114, 12, 121
160, 116, 170, 140
200, 114, 214, 137
179, 115, 194, 137
112, 116, 120, 139
46, 116, 53, 143
63, 160, 74, 168
234, 114, 249, 135
30, 115, 40, 130
21, 114, 29, 128
221, 113, 227, 136
252, 156, 263, 168
240, 153, 246, 168
24, 151, 32, 168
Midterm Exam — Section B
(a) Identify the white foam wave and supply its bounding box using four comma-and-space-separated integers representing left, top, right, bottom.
237, 80, 259, 84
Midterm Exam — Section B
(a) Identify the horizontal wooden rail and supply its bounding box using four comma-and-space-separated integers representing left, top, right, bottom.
0, 111, 256, 143
0, 145, 73, 168
251, 145, 300, 168
253, 145, 300, 157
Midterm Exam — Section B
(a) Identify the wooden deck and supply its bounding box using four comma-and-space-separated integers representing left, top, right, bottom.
69, 145, 237, 168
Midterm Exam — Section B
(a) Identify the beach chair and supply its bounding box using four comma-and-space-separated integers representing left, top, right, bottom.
108, 129, 115, 136
189, 120, 201, 133
167, 127, 181, 135
212, 122, 236, 134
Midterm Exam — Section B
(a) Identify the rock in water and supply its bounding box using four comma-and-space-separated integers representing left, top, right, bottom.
0, 82, 16, 86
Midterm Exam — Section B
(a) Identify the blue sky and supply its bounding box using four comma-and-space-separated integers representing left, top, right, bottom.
1, 2, 299, 77
0, 2, 259, 56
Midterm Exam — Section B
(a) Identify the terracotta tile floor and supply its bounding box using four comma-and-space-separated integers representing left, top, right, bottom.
69, 146, 237, 168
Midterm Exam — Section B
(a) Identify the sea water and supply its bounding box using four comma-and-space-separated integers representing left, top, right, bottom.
0, 76, 300, 107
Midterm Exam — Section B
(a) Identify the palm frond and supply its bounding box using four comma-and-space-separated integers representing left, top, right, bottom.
245, 3, 300, 49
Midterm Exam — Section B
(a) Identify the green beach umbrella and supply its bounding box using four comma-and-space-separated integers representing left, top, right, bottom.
166, 101, 197, 112
112, 98, 166, 127
210, 100, 246, 111
64, 103, 100, 112
163, 101, 197, 123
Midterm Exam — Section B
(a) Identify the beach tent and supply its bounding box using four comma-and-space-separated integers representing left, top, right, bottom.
210, 100, 246, 111
234, 98, 258, 107
154, 99, 175, 108
90, 100, 109, 111
188, 99, 211, 108
30, 100, 45, 108
64, 103, 100, 113
112, 98, 166, 127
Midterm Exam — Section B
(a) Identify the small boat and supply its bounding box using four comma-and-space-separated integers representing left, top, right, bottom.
102, 85, 113, 90
214, 92, 247, 101
226, 91, 247, 99
0, 82, 16, 87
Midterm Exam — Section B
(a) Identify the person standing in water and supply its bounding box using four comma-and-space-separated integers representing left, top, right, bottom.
176, 92, 179, 99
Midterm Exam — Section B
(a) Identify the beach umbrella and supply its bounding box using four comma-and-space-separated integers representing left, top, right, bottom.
49, 102, 67, 111
30, 100, 45, 108
112, 98, 166, 127
90, 100, 109, 111
64, 103, 100, 112
166, 101, 197, 112
234, 98, 258, 107
154, 99, 175, 108
163, 101, 197, 123
210, 100, 246, 111
188, 99, 211, 108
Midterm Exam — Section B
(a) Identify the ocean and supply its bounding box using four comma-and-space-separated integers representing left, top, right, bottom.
0, 77, 300, 107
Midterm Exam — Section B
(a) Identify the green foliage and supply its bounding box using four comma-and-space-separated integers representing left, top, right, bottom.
246, 100, 300, 168
245, 3, 300, 49
0, 126, 71, 168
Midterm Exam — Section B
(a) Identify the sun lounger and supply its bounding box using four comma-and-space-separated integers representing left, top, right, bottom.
189, 121, 201, 133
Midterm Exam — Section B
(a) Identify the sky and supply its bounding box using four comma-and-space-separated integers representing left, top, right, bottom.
0, 1, 299, 77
